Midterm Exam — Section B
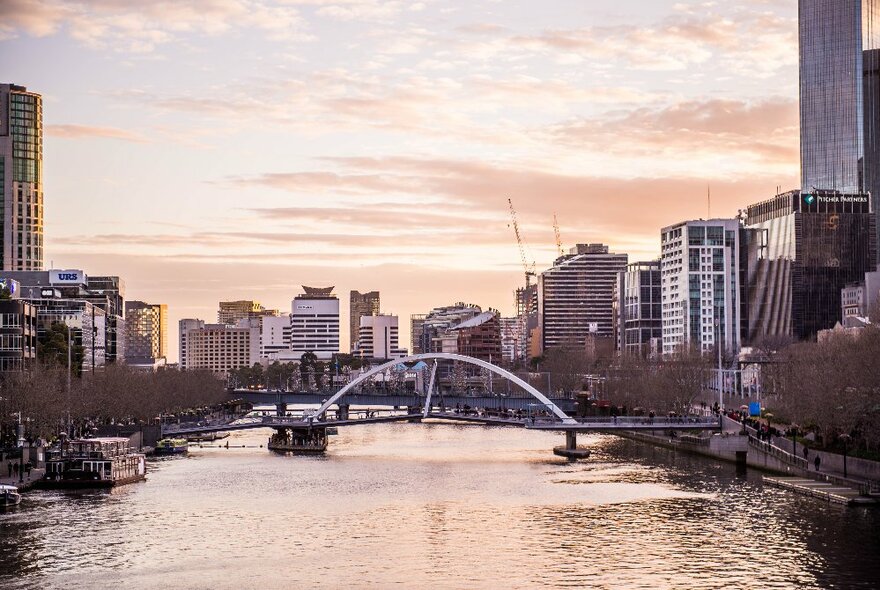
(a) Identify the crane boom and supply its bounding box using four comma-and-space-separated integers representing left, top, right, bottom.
553, 213, 563, 257
508, 198, 535, 287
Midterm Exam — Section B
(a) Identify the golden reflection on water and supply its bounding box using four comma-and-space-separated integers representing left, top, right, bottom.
1, 423, 878, 589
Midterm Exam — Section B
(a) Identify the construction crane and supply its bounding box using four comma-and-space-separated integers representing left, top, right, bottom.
507, 198, 536, 287
553, 213, 563, 257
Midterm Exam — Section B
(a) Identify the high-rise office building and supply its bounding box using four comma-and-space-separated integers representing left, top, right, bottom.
179, 318, 205, 370
353, 314, 407, 360
410, 314, 426, 355
124, 301, 167, 366
417, 303, 482, 354
184, 322, 260, 377
291, 286, 339, 360
661, 220, 745, 356
799, 1, 880, 249
218, 300, 277, 325
0, 84, 43, 271
448, 311, 502, 362
614, 260, 662, 357
6, 269, 124, 364
0, 298, 37, 373
349, 290, 380, 352
538, 244, 627, 352
514, 284, 538, 362
743, 190, 877, 341
260, 314, 292, 358
499, 316, 525, 364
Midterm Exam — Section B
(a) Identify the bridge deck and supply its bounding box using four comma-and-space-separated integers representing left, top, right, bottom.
163, 412, 720, 436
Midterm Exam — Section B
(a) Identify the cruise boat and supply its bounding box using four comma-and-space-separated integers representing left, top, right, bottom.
154, 438, 188, 456
185, 432, 229, 443
39, 438, 146, 489
268, 427, 327, 454
0, 484, 22, 508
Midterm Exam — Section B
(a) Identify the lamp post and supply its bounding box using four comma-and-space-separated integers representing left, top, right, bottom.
16, 411, 24, 484
840, 433, 851, 478
790, 424, 799, 465
715, 316, 722, 414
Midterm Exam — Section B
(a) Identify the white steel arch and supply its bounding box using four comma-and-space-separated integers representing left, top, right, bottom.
308, 353, 576, 424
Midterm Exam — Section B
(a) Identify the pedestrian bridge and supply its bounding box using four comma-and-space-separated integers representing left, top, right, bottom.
161, 411, 721, 437
163, 353, 721, 445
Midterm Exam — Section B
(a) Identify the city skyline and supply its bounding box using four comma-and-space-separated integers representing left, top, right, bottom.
0, 1, 801, 361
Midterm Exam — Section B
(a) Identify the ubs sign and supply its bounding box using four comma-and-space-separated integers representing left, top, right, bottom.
49, 269, 86, 284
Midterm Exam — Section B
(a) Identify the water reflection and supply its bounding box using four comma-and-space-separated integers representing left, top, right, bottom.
1, 424, 878, 589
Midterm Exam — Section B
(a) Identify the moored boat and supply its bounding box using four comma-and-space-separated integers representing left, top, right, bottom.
185, 432, 229, 443
154, 438, 188, 456
0, 484, 22, 508
268, 427, 327, 453
38, 438, 146, 489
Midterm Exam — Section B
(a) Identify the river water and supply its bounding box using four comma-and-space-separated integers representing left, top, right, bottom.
2, 423, 879, 589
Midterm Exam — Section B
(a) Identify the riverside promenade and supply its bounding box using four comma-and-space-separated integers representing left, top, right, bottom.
0, 467, 46, 491
616, 414, 880, 504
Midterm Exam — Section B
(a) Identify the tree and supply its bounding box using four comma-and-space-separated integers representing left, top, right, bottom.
37, 322, 85, 375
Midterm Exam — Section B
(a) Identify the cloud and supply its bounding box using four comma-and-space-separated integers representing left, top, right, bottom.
46, 124, 150, 143
227, 156, 796, 240
457, 8, 796, 75
544, 98, 798, 169
1, 0, 311, 51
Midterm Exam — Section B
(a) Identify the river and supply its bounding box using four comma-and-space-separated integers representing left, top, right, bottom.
2, 423, 879, 589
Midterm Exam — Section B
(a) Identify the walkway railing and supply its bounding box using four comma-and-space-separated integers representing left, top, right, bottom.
748, 435, 810, 470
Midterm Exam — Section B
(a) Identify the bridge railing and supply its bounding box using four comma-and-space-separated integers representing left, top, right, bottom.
569, 415, 720, 427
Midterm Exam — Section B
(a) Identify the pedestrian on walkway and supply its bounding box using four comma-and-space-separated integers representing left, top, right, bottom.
815, 455, 821, 471
803, 446, 809, 460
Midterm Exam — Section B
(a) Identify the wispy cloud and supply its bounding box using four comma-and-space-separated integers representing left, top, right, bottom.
46, 124, 150, 143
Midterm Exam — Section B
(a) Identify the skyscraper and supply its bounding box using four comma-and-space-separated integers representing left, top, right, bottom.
291, 286, 340, 360
218, 300, 278, 325
743, 190, 876, 341
538, 244, 628, 352
179, 318, 205, 370
660, 221, 745, 356
124, 301, 167, 366
615, 260, 662, 357
349, 290, 380, 352
353, 314, 407, 360
799, 1, 880, 248
0, 84, 43, 271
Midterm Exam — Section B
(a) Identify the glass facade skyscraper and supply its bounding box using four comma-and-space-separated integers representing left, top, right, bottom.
800, 1, 880, 249
0, 83, 43, 271
744, 190, 877, 341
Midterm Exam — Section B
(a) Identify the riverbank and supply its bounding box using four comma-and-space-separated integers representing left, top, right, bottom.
613, 424, 880, 505
0, 468, 46, 491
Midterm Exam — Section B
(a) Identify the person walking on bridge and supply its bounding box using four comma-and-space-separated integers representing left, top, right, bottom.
814, 455, 821, 471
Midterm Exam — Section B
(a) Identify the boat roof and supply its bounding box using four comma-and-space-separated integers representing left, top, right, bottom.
70, 437, 131, 443
0, 484, 19, 491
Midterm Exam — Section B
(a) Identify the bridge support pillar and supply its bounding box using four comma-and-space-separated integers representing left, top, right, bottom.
276, 403, 288, 417
407, 406, 422, 422
553, 430, 591, 461
338, 404, 349, 421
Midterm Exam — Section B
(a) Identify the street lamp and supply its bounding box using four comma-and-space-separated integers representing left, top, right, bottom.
790, 423, 799, 464
714, 313, 723, 414
16, 411, 24, 484
840, 433, 852, 478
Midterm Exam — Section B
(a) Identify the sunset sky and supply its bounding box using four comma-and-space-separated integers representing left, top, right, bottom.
0, 0, 800, 361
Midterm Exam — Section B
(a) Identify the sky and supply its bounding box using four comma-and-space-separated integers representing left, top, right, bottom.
0, 0, 800, 362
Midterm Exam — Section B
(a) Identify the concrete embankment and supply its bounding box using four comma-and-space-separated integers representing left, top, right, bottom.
613, 427, 878, 505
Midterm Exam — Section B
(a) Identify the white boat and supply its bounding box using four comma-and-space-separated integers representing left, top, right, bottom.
0, 484, 22, 508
